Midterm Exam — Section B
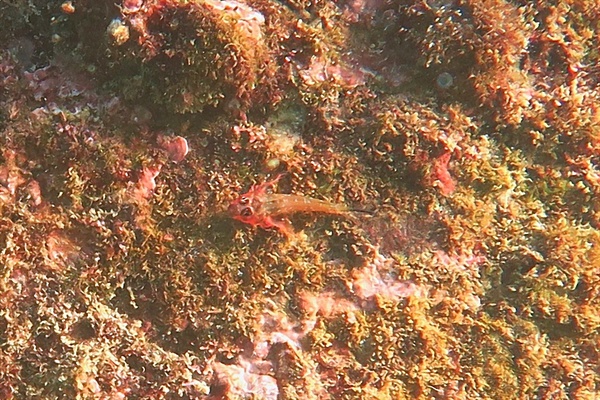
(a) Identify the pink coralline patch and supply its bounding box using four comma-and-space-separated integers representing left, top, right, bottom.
299, 56, 366, 89
0, 164, 26, 196
238, 304, 329, 399
207, 0, 266, 41
121, 0, 143, 13
128, 15, 150, 44
341, 0, 388, 24
348, 247, 424, 302
300, 291, 358, 319
434, 250, 485, 277
431, 152, 456, 196
0, 151, 43, 207
132, 165, 162, 201
26, 180, 43, 206
24, 63, 95, 106
207, 305, 301, 399
158, 135, 189, 162
350, 263, 420, 301
0, 168, 25, 203
0, 56, 18, 88
208, 299, 336, 399
565, 154, 600, 195
231, 124, 268, 152
0, 151, 28, 204
45, 230, 82, 270
252, 308, 304, 359
210, 359, 278, 400
299, 291, 358, 332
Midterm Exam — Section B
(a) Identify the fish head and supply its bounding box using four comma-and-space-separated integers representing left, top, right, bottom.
228, 193, 260, 224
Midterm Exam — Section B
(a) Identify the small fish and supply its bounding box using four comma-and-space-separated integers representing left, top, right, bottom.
228, 175, 369, 236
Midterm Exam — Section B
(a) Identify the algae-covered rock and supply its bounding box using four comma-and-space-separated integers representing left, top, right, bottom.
86, 0, 275, 114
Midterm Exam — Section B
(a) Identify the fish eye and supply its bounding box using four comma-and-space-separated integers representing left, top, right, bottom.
239, 196, 250, 205
240, 207, 253, 217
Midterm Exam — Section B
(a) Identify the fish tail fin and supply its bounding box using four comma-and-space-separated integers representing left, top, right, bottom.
348, 207, 375, 215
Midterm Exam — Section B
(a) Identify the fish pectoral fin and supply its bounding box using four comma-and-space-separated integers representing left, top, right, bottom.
263, 216, 294, 237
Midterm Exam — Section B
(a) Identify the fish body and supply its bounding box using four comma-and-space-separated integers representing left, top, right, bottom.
228, 175, 355, 235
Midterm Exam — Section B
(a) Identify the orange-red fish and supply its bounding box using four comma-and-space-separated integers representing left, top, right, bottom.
228, 175, 366, 236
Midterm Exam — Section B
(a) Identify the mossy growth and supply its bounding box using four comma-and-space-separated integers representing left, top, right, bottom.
78, 0, 275, 114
